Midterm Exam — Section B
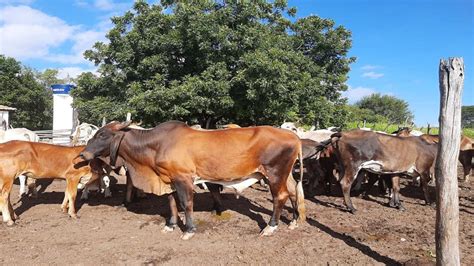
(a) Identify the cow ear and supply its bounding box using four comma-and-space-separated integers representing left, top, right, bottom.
110, 132, 125, 166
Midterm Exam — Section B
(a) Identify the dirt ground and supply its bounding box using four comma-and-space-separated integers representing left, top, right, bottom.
1, 167, 472, 265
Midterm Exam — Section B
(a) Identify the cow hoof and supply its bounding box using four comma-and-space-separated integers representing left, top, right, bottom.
181, 232, 195, 240
161, 225, 176, 233
288, 220, 298, 230
61, 207, 68, 213
6, 220, 15, 227
348, 208, 357, 214
211, 209, 223, 216
397, 205, 406, 211
259, 225, 278, 236
69, 214, 79, 219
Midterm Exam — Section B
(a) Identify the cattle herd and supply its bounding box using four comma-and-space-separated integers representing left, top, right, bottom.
0, 121, 472, 241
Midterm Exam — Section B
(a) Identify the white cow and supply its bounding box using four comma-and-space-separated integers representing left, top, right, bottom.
280, 122, 336, 142
0, 128, 39, 197
70, 123, 99, 145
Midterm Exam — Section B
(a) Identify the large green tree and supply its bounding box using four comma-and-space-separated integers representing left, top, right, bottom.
355, 93, 414, 124
73, 0, 354, 128
0, 55, 53, 129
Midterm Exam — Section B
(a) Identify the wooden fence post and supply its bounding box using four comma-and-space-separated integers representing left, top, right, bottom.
126, 112, 131, 121
435, 57, 464, 266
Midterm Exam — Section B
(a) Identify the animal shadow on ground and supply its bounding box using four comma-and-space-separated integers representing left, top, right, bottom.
306, 217, 401, 265
115, 189, 279, 230
14, 183, 280, 230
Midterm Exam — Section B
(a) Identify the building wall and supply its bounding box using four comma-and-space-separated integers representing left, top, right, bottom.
0, 110, 9, 129
53, 94, 73, 131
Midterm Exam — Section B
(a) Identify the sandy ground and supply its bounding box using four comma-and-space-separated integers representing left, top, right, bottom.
0, 168, 472, 265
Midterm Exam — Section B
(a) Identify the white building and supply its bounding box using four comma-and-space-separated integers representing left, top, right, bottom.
0, 105, 16, 130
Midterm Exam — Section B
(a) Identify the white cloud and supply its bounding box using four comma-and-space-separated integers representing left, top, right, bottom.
94, 0, 115, 11
362, 71, 384, 79
46, 29, 106, 64
343, 86, 376, 103
0, 5, 76, 59
57, 66, 97, 79
0, 5, 108, 65
360, 65, 380, 71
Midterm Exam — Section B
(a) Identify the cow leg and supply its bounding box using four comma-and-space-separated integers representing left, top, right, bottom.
459, 151, 472, 182
260, 175, 290, 236
207, 183, 224, 215
390, 175, 405, 211
66, 177, 80, 219
18, 175, 27, 198
101, 176, 112, 198
61, 188, 70, 213
363, 172, 378, 198
28, 178, 38, 198
286, 173, 304, 230
173, 178, 196, 240
162, 193, 179, 233
1, 179, 15, 226
340, 173, 357, 213
80, 186, 90, 201
420, 173, 432, 206
124, 173, 134, 205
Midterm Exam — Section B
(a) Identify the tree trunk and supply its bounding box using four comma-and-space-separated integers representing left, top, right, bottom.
435, 57, 464, 266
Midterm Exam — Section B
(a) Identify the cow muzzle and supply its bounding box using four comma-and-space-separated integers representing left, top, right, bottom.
79, 151, 95, 161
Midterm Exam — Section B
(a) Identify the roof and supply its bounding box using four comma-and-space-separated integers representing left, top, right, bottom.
0, 105, 16, 111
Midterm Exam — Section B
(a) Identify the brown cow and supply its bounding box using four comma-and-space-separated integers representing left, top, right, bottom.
0, 141, 104, 226
80, 121, 305, 240
324, 130, 438, 213
395, 127, 473, 182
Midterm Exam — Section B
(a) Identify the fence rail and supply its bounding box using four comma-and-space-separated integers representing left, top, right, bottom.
34, 129, 72, 145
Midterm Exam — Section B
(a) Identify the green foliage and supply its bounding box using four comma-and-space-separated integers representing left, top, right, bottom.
36, 69, 65, 89
344, 121, 400, 133
0, 55, 53, 130
463, 128, 474, 138
355, 93, 413, 124
73, 0, 354, 127
345, 104, 387, 124
461, 105, 474, 128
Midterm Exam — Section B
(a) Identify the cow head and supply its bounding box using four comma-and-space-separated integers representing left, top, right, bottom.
80, 121, 132, 165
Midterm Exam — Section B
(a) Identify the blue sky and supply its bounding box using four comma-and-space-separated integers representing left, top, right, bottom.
0, 0, 472, 125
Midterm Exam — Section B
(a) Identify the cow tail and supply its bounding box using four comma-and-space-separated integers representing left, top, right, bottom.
296, 144, 306, 222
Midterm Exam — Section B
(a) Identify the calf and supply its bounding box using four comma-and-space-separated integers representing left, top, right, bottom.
0, 141, 104, 226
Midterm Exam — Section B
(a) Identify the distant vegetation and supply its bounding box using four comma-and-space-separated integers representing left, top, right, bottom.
462, 106, 474, 128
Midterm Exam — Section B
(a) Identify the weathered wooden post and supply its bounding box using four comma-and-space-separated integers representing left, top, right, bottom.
435, 57, 464, 266
126, 112, 132, 121
101, 117, 106, 127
